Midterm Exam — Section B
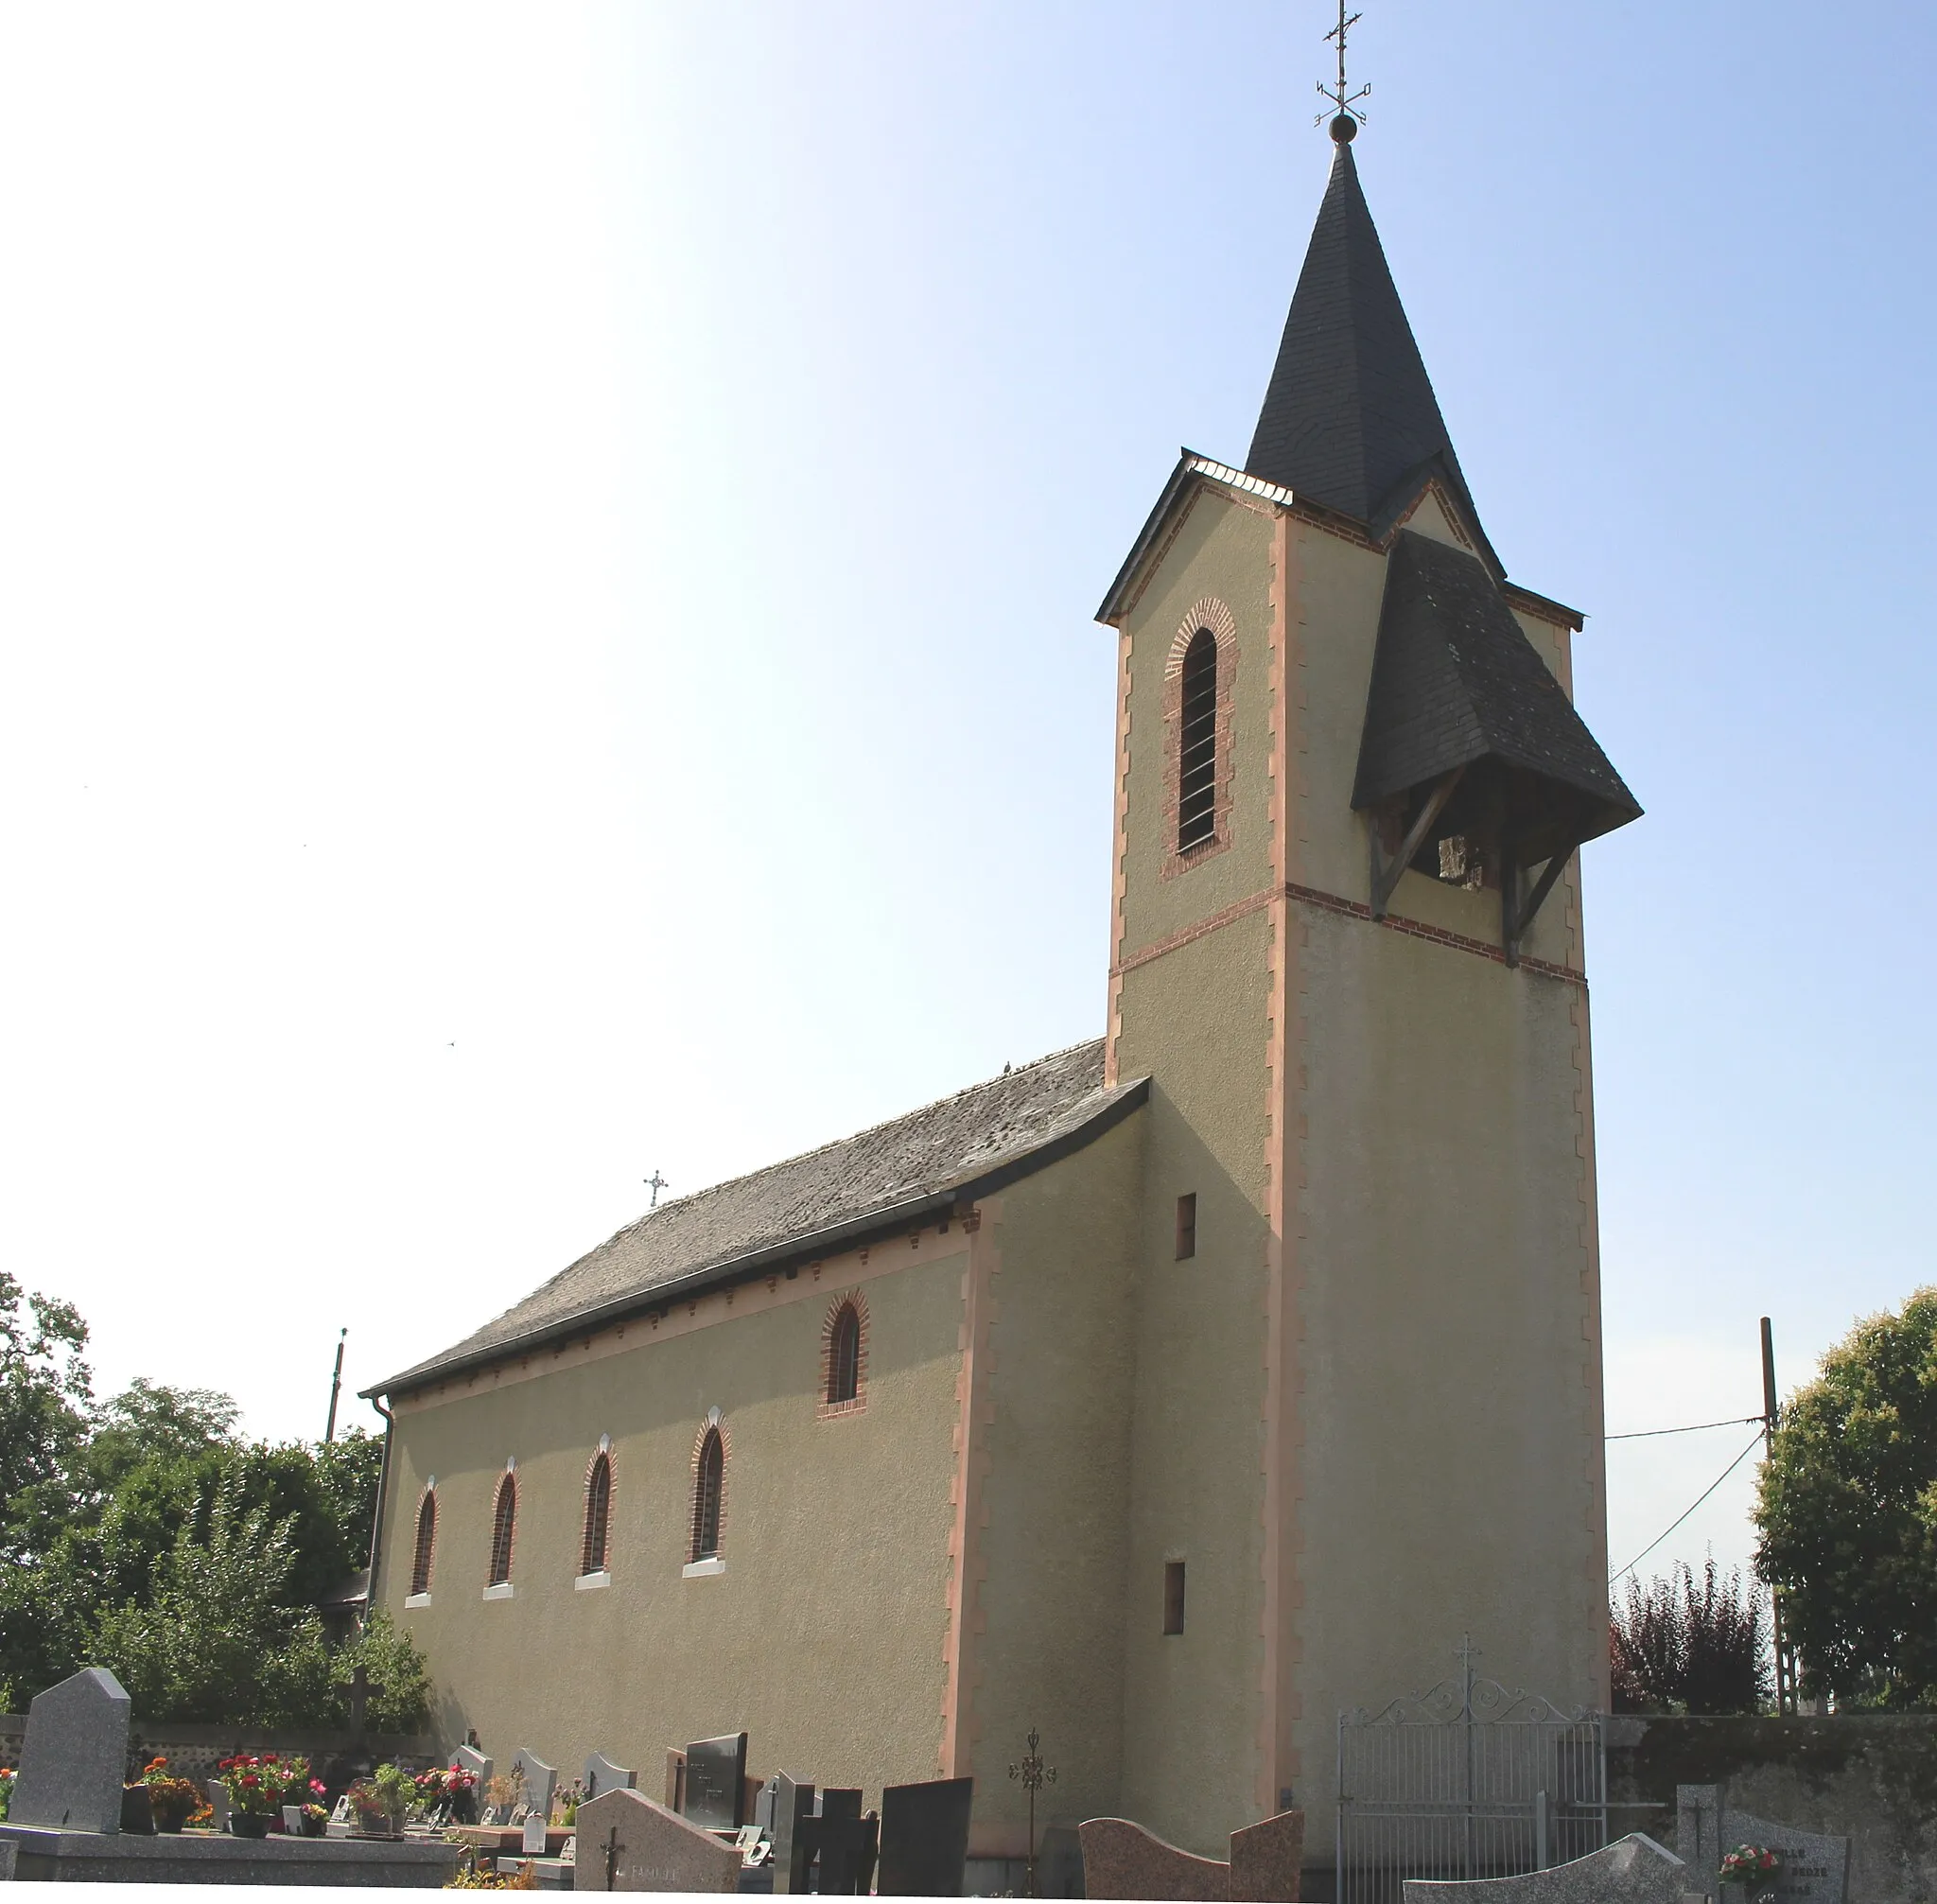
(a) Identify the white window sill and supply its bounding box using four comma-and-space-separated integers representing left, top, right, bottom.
574, 1570, 611, 1592
681, 1557, 724, 1579
404, 1592, 431, 1609
482, 1581, 515, 1601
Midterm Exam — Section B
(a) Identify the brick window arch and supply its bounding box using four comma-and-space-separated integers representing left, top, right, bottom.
819, 1290, 869, 1417
1162, 597, 1239, 879
410, 1486, 437, 1597
1178, 628, 1218, 849
488, 1470, 516, 1587
690, 1426, 724, 1563
581, 1450, 613, 1578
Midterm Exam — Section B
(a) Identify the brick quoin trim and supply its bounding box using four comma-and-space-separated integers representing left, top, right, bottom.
410, 1482, 438, 1596
818, 1289, 870, 1420
1161, 598, 1240, 882
689, 1411, 732, 1562
580, 1441, 617, 1576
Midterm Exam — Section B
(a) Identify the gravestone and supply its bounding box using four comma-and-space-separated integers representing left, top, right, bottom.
764, 1773, 816, 1895
679, 1734, 747, 1832
812, 1789, 879, 1897
8, 1667, 132, 1834
514, 1748, 559, 1825
877, 1776, 973, 1896
1401, 1833, 1689, 1904
0, 1842, 15, 1881
572, 1787, 739, 1892
1676, 1786, 1849, 1904
585, 1754, 636, 1802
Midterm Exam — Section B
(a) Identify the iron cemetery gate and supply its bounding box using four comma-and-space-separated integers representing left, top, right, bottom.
1335, 1643, 1606, 1903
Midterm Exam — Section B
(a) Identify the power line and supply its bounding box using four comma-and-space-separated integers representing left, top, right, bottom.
1608, 1430, 1766, 1585
1606, 1412, 1766, 1442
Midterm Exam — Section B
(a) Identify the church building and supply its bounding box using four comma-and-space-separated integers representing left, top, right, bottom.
365, 111, 1639, 1887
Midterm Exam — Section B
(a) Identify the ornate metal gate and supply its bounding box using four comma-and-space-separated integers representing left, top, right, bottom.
1335, 1643, 1606, 1904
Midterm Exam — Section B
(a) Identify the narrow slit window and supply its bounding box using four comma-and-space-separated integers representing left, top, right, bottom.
1163, 1560, 1187, 1635
581, 1453, 613, 1578
691, 1427, 724, 1563
829, 1302, 861, 1406
1178, 629, 1218, 850
488, 1474, 516, 1587
410, 1491, 436, 1597
1175, 1192, 1197, 1261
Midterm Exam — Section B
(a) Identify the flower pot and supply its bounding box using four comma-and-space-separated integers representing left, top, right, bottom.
300, 1814, 327, 1839
230, 1812, 271, 1840
153, 1815, 187, 1835
120, 1787, 155, 1834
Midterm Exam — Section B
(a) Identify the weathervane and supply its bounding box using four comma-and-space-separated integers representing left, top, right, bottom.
1317, 0, 1370, 141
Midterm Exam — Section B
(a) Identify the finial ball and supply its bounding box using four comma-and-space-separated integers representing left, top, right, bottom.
1330, 114, 1358, 144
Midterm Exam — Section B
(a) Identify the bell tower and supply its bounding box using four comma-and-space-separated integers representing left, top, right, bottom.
1096, 100, 1638, 1870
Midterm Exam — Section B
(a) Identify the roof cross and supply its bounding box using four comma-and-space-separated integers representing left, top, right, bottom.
1317, 0, 1370, 140
644, 1170, 668, 1210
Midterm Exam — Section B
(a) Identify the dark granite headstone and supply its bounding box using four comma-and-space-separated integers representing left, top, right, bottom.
9, 1668, 132, 1834
812, 1790, 879, 1897
765, 1773, 816, 1895
680, 1734, 747, 1832
877, 1776, 973, 1896
1676, 1786, 1848, 1904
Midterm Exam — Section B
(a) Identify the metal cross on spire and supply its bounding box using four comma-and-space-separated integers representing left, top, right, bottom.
1317, 0, 1370, 141
644, 1170, 668, 1209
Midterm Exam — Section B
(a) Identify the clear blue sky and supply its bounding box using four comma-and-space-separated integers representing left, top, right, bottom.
2, 1, 1931, 1610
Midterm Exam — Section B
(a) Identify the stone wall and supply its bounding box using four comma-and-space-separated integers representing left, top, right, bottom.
1606, 1713, 1937, 1904
0, 1714, 437, 1785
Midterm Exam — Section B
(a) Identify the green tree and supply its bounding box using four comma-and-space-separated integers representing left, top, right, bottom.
1754, 1288, 1937, 1707
0, 1270, 93, 1566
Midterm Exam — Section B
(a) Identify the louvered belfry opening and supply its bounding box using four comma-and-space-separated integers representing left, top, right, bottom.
581, 1454, 612, 1577
488, 1475, 516, 1586
829, 1303, 861, 1406
691, 1428, 724, 1563
410, 1492, 436, 1597
1178, 628, 1219, 850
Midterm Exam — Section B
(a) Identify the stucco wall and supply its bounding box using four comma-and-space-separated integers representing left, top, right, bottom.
380, 1234, 968, 1800
1109, 483, 1281, 1851
969, 1117, 1143, 1855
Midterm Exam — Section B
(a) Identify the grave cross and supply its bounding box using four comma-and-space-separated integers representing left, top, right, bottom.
604, 1824, 624, 1889
339, 1662, 379, 1735
1007, 1725, 1057, 1899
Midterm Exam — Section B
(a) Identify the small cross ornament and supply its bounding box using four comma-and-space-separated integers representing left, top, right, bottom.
1008, 1727, 1057, 1898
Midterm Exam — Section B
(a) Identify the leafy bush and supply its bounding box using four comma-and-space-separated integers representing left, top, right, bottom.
1611, 1557, 1770, 1714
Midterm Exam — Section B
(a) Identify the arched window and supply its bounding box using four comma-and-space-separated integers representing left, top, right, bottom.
410, 1490, 436, 1597
1178, 627, 1218, 850
690, 1428, 724, 1563
488, 1472, 516, 1587
581, 1453, 613, 1578
828, 1302, 861, 1406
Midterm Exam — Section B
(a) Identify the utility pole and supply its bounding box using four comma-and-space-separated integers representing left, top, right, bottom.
1760, 1317, 1792, 1714
325, 1327, 347, 1443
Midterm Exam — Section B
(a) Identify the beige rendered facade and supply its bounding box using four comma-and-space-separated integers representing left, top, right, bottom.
367, 137, 1632, 1885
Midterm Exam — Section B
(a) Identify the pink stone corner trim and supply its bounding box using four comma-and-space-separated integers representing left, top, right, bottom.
1106, 627, 1133, 1087
939, 1198, 1001, 1779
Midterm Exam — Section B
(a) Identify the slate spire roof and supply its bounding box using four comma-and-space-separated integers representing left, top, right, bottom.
1247, 141, 1489, 562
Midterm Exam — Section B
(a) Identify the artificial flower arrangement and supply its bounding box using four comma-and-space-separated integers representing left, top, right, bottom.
347, 1761, 418, 1836
138, 1756, 203, 1831
216, 1753, 313, 1816
416, 1764, 480, 1819
1719, 1844, 1783, 1888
